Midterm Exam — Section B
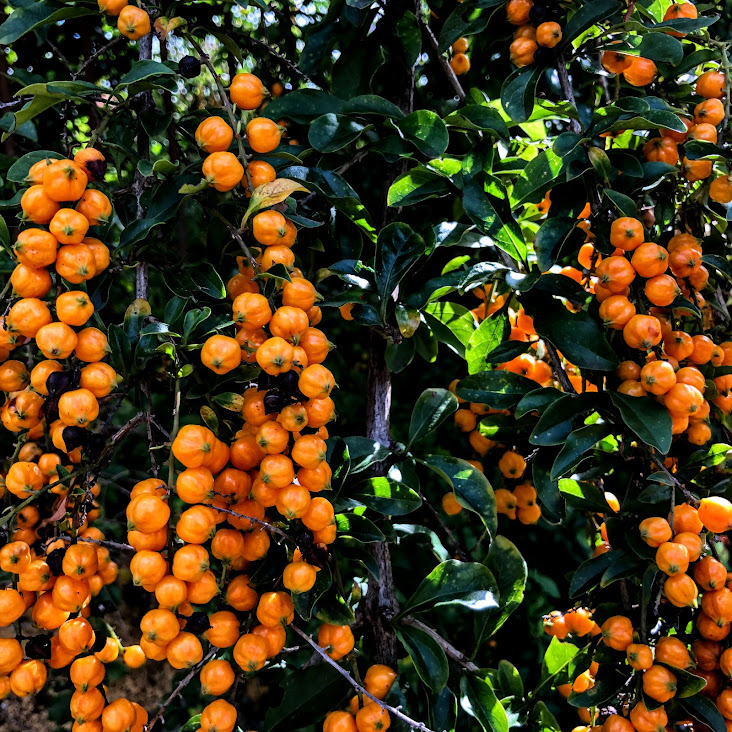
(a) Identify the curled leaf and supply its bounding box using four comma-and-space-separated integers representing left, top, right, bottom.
154, 16, 187, 41
241, 178, 309, 227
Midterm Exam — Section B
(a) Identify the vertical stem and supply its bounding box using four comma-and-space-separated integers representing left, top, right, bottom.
134, 31, 153, 300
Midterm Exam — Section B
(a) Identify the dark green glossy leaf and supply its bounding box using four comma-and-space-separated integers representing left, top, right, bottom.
375, 223, 426, 317
402, 560, 499, 614
0, 1, 95, 44
387, 167, 451, 207
408, 388, 459, 448
393, 110, 449, 158
460, 674, 509, 732
350, 477, 422, 515
501, 66, 543, 124
264, 663, 351, 732
309, 113, 366, 153
529, 299, 618, 371
394, 624, 449, 692
466, 316, 507, 375
610, 392, 672, 454
335, 513, 385, 542
551, 423, 613, 479
456, 370, 537, 410
569, 551, 617, 598
559, 478, 615, 513
423, 455, 497, 536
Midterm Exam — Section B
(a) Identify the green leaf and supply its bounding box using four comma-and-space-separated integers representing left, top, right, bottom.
529, 298, 619, 371
309, 113, 366, 153
466, 316, 507, 375
335, 513, 385, 542
666, 664, 712, 698
638, 33, 684, 65
118, 60, 176, 87
350, 477, 422, 516
562, 0, 622, 45
497, 660, 524, 701
512, 148, 564, 207
342, 95, 404, 118
0, 1, 95, 44
264, 663, 351, 732
484, 339, 531, 365
551, 424, 613, 479
559, 479, 615, 513
702, 254, 732, 282
0, 215, 9, 252
605, 189, 639, 218
402, 560, 499, 614
463, 178, 526, 263
387, 167, 451, 207
443, 106, 509, 140
531, 702, 561, 732
540, 636, 580, 684
423, 456, 497, 536
568, 667, 629, 708
456, 370, 537, 410
569, 551, 618, 598
478, 536, 527, 638
460, 674, 509, 732
264, 89, 345, 124
394, 624, 449, 692
501, 66, 543, 124
375, 223, 426, 318
609, 392, 672, 454
529, 393, 597, 446
342, 437, 390, 474
679, 695, 727, 732
393, 110, 449, 158
534, 217, 577, 272
423, 301, 476, 358
408, 388, 459, 448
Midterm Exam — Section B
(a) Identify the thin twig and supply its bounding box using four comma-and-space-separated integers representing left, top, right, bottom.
645, 450, 698, 506
555, 55, 582, 135
247, 36, 315, 85
420, 499, 468, 562
291, 626, 436, 732
400, 618, 479, 672
209, 504, 289, 540
418, 17, 465, 103
76, 36, 123, 77
545, 341, 577, 394
147, 647, 217, 730
209, 208, 258, 271
184, 33, 254, 193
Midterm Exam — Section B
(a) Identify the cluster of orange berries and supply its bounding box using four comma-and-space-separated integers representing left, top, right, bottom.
449, 37, 470, 76
111, 86, 353, 724
545, 499, 732, 731
590, 221, 727, 445
641, 67, 727, 186
98, 0, 152, 41
506, 0, 563, 68
195, 72, 284, 193
323, 664, 397, 732
2, 151, 115, 442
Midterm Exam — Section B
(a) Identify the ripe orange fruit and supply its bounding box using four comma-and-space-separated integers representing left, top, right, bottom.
506, 0, 532, 25
246, 118, 283, 153
201, 334, 241, 374
245, 159, 277, 193
664, 572, 698, 607
117, 5, 151, 39
536, 22, 562, 48
697, 70, 726, 99
203, 151, 245, 191
610, 217, 644, 251
510, 38, 538, 67
75, 189, 112, 225
602, 51, 632, 74
13, 228, 58, 267
710, 176, 732, 204
318, 623, 355, 660
623, 57, 657, 86
623, 315, 662, 350
196, 116, 234, 153
21, 185, 60, 224
642, 664, 677, 703
230, 73, 266, 110
599, 295, 636, 330
640, 361, 676, 395
699, 496, 732, 533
